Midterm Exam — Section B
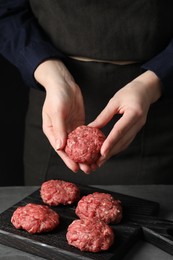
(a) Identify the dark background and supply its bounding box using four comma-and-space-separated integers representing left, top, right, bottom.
0, 55, 29, 186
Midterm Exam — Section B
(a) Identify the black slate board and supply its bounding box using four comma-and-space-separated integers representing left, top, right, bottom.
0, 184, 160, 260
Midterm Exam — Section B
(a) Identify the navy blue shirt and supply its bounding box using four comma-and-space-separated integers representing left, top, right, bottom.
0, 0, 173, 93
0, 0, 64, 88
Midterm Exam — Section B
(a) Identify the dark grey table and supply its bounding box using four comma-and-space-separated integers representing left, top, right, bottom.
0, 185, 173, 260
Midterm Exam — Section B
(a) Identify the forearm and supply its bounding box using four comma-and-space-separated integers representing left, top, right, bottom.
141, 38, 173, 95
0, 0, 64, 88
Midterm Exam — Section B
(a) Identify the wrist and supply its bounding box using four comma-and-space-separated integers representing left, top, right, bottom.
134, 70, 162, 104
34, 59, 72, 91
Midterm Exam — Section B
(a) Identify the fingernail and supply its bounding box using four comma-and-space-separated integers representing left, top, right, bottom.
56, 139, 62, 150
73, 169, 78, 173
84, 170, 91, 174
98, 159, 106, 167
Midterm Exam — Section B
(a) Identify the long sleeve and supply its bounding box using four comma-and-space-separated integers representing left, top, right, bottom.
0, 0, 64, 88
141, 38, 173, 94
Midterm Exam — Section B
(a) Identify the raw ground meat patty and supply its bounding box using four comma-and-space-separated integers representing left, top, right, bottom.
65, 125, 106, 164
40, 179, 80, 206
11, 203, 60, 234
75, 192, 122, 224
66, 218, 114, 252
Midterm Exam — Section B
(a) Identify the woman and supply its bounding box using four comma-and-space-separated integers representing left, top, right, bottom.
0, 0, 173, 184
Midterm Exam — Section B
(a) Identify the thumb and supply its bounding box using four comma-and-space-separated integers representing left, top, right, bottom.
53, 114, 67, 150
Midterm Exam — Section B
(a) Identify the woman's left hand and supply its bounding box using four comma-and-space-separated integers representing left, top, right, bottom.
88, 70, 162, 168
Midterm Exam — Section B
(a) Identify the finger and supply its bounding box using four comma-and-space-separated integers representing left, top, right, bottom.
78, 163, 92, 174
90, 163, 98, 171
97, 134, 134, 168
100, 110, 141, 156
99, 118, 143, 166
49, 110, 68, 150
78, 162, 98, 174
42, 114, 57, 149
57, 150, 80, 173
43, 116, 80, 173
88, 99, 118, 128
43, 105, 68, 150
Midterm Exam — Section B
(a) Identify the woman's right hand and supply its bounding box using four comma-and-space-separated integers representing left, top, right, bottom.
34, 59, 86, 173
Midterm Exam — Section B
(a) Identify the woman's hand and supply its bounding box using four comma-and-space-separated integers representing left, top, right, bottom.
34, 59, 86, 173
89, 70, 162, 167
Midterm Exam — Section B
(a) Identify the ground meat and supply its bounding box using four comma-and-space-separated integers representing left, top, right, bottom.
65, 125, 106, 164
40, 179, 80, 206
66, 218, 114, 252
75, 192, 122, 224
11, 203, 60, 234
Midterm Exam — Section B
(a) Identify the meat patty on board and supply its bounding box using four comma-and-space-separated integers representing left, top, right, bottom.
66, 218, 114, 252
75, 192, 122, 224
11, 203, 60, 234
40, 179, 80, 206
